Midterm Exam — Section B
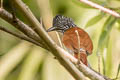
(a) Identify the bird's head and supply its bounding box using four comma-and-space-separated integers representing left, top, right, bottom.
47, 15, 76, 33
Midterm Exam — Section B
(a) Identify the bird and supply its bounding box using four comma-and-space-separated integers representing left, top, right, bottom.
47, 15, 93, 66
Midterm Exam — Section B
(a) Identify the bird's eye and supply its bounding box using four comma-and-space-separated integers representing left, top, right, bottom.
64, 25, 68, 29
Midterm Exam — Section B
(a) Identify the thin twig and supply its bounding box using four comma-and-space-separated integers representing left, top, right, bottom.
56, 32, 64, 48
78, 0, 120, 18
75, 30, 81, 61
0, 8, 49, 50
98, 54, 101, 73
115, 63, 120, 80
0, 26, 43, 47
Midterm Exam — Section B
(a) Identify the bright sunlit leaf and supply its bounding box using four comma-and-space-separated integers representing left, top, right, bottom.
85, 13, 104, 28
98, 16, 116, 49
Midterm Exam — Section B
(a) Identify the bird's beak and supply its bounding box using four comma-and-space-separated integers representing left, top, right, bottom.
46, 26, 58, 32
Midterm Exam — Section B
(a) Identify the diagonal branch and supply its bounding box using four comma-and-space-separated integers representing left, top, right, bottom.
0, 8, 49, 50
78, 0, 120, 18
0, 26, 42, 47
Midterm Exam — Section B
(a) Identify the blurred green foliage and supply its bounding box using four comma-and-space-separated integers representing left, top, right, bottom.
0, 0, 120, 80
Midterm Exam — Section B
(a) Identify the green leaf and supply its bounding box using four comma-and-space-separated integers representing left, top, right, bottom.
98, 16, 116, 49
97, 16, 116, 75
105, 37, 112, 76
102, 55, 106, 75
85, 13, 104, 28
